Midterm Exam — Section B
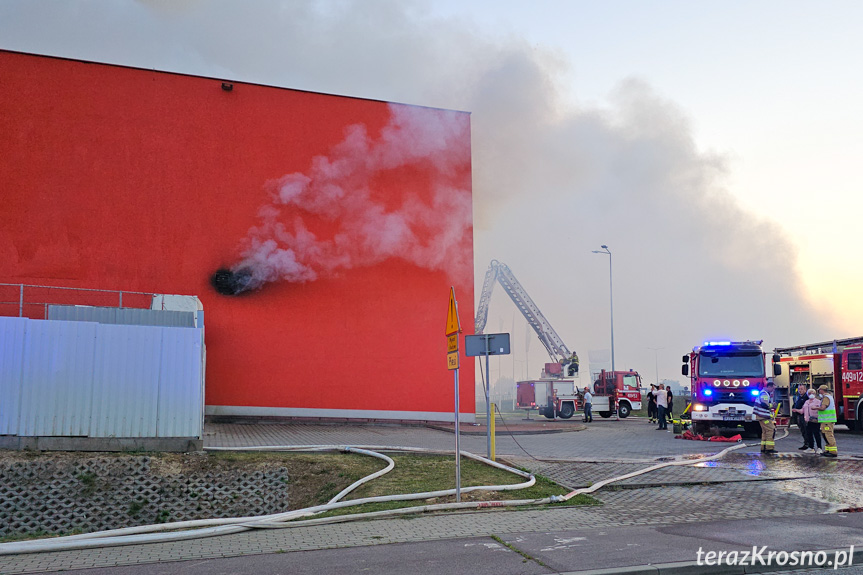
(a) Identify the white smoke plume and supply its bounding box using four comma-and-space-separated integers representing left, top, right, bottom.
233, 104, 472, 289
0, 0, 845, 379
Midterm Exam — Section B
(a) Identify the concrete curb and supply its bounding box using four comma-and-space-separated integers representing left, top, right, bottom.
559, 546, 863, 575
425, 423, 587, 436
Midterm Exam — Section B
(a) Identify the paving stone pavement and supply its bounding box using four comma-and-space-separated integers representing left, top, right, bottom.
0, 480, 838, 575
0, 420, 856, 574
206, 418, 863, 462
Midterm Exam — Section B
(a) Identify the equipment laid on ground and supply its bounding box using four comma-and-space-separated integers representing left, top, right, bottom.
682, 340, 780, 436
477, 260, 642, 420
774, 336, 863, 431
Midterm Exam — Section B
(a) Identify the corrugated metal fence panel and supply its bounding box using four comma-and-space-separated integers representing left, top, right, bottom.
2, 317, 204, 439
157, 328, 204, 438
18, 320, 97, 436
90, 324, 163, 438
0, 317, 27, 435
48, 305, 195, 328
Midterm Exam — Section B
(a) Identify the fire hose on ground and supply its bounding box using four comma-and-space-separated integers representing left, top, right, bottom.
0, 433, 789, 556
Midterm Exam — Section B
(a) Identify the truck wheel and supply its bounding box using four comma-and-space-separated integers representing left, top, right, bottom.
599, 411, 612, 419
618, 403, 631, 419
559, 403, 574, 419
543, 407, 555, 419
856, 405, 863, 433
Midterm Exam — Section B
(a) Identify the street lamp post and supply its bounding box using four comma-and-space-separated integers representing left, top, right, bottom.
591, 245, 614, 373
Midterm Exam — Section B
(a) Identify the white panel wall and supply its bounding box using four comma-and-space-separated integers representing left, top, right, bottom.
0, 317, 203, 439
0, 317, 26, 435
90, 324, 162, 438
18, 320, 98, 436
157, 327, 204, 438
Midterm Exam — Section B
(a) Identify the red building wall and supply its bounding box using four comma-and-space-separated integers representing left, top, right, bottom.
0, 51, 475, 421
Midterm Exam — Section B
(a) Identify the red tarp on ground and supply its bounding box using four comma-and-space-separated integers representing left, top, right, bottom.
675, 430, 742, 442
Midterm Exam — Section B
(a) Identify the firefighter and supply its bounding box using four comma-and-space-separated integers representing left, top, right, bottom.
647, 384, 657, 423
753, 381, 776, 454
567, 353, 580, 376
816, 384, 838, 457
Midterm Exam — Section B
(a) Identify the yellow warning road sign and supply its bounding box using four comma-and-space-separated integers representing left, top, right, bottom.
447, 350, 459, 370
446, 287, 461, 336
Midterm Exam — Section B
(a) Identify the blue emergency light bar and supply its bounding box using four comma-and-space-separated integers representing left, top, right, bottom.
703, 341, 732, 346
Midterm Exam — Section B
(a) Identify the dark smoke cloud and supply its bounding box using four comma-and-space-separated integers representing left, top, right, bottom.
0, 0, 839, 381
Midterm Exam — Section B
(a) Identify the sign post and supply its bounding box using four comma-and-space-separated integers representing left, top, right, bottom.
445, 287, 462, 502
465, 333, 511, 461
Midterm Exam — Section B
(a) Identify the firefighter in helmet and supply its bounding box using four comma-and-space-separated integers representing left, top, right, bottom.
816, 384, 838, 457
753, 381, 776, 454
567, 352, 580, 376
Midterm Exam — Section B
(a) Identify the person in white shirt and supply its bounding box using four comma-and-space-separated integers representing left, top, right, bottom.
654, 384, 669, 430
582, 387, 593, 423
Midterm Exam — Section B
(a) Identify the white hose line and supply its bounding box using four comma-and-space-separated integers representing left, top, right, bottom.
30, 446, 396, 544
247, 434, 787, 527
244, 498, 553, 528
0, 431, 787, 556
560, 425, 792, 501
325, 448, 395, 504
0, 446, 532, 556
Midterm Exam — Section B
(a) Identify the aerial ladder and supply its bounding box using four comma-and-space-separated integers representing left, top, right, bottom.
475, 260, 579, 378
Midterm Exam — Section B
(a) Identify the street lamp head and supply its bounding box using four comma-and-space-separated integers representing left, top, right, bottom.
601, 245, 608, 249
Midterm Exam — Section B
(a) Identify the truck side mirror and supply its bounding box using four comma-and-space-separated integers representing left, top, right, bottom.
682, 364, 689, 377
772, 354, 781, 363
773, 363, 781, 377
682, 355, 689, 363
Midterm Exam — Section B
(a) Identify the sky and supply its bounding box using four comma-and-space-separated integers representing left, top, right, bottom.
1, 0, 861, 393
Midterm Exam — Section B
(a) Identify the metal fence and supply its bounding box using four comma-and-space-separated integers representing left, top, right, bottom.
0, 316, 204, 439
0, 283, 158, 320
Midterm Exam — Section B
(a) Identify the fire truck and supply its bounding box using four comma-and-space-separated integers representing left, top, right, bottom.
516, 377, 579, 419
589, 369, 643, 418
476, 260, 642, 419
514, 369, 642, 419
774, 336, 863, 430
682, 340, 780, 435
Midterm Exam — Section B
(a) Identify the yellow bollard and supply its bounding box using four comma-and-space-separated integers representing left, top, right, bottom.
490, 402, 496, 461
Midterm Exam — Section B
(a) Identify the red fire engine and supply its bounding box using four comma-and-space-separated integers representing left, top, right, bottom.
682, 340, 779, 435
515, 368, 643, 419
774, 336, 863, 430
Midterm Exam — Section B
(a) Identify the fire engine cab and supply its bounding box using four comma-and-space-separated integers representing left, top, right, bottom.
683, 340, 778, 435
774, 336, 863, 430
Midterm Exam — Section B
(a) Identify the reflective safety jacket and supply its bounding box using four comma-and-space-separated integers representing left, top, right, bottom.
753, 389, 774, 420
818, 393, 837, 423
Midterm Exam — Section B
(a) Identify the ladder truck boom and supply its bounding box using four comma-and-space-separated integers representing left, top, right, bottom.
475, 260, 577, 373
